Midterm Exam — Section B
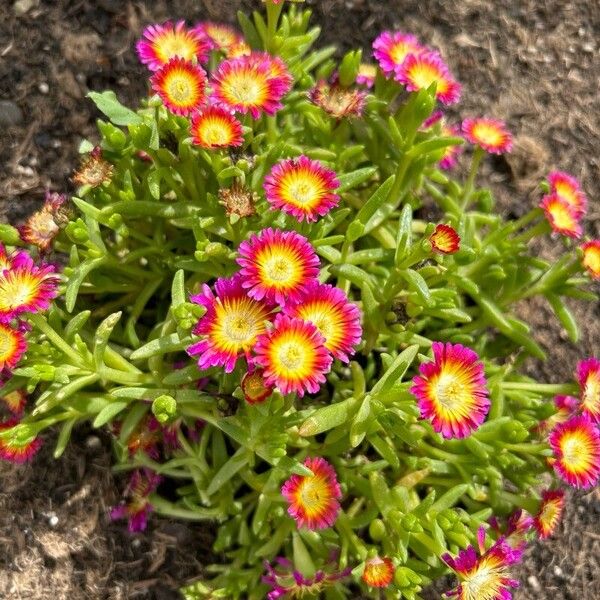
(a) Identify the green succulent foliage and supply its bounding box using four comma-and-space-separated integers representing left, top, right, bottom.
2, 2, 594, 599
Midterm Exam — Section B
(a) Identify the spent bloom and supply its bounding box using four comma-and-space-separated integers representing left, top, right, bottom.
136, 21, 210, 71
430, 224, 461, 254
281, 456, 341, 529
533, 489, 565, 539
581, 240, 600, 280
0, 419, 43, 464
356, 63, 377, 88
241, 368, 273, 405
539, 193, 582, 239
576, 358, 600, 423
236, 228, 320, 306
309, 80, 367, 119
72, 146, 114, 188
0, 323, 27, 371
396, 51, 461, 105
410, 342, 490, 438
462, 117, 513, 154
361, 556, 395, 588
264, 156, 340, 223
110, 469, 162, 532
150, 57, 208, 116
284, 281, 362, 363
188, 274, 273, 374
18, 192, 67, 252
490, 509, 534, 551
254, 314, 332, 397
218, 183, 257, 218
548, 171, 587, 218
190, 106, 244, 149
1, 390, 27, 416
372, 31, 422, 76
442, 527, 522, 600
548, 415, 600, 488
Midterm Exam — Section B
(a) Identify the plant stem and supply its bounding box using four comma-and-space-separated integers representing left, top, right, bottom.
461, 146, 484, 209
29, 313, 88, 368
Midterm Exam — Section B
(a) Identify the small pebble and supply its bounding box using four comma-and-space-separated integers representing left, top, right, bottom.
85, 435, 102, 451
48, 514, 59, 527
0, 99, 24, 126
553, 565, 565, 578
38, 82, 49, 94
132, 538, 141, 549
13, 0, 39, 15
527, 575, 541, 592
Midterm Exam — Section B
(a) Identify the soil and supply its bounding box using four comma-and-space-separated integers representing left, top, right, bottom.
0, 0, 598, 598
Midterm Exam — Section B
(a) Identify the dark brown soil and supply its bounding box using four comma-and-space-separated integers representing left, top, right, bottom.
1, 1, 598, 598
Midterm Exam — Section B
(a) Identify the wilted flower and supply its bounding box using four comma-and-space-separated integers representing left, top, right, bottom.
580, 240, 600, 280
430, 224, 461, 254
534, 489, 565, 539
19, 210, 59, 253
241, 368, 273, 404
576, 358, 600, 423
462, 117, 513, 154
372, 31, 422, 76
411, 342, 490, 438
72, 146, 114, 188
362, 556, 395, 588
539, 193, 582, 239
490, 509, 534, 551
309, 80, 367, 119
110, 469, 162, 532
0, 390, 27, 416
125, 414, 162, 460
535, 395, 578, 437
264, 155, 340, 222
190, 106, 244, 149
218, 183, 257, 218
281, 456, 341, 529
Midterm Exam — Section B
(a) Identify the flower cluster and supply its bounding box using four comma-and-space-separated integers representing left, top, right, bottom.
540, 171, 588, 238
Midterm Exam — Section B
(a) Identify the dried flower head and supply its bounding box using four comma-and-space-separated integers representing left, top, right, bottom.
241, 368, 273, 404
72, 146, 114, 188
218, 183, 257, 218
110, 469, 162, 532
309, 80, 367, 119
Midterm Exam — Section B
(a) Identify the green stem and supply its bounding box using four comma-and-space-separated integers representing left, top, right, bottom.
29, 313, 88, 368
461, 146, 484, 208
511, 219, 550, 245
500, 382, 577, 394
265, 1, 284, 52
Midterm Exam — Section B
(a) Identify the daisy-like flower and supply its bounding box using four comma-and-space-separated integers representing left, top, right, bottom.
72, 146, 114, 188
362, 556, 395, 588
539, 193, 582, 239
218, 183, 257, 218
534, 489, 565, 539
247, 52, 294, 96
548, 171, 587, 218
190, 106, 243, 149
284, 282, 362, 363
0, 323, 27, 371
136, 21, 210, 71
263, 556, 351, 600
254, 314, 332, 397
281, 456, 341, 529
309, 80, 367, 120
150, 57, 208, 116
0, 419, 43, 464
356, 63, 377, 88
110, 469, 162, 532
193, 22, 243, 52
576, 358, 600, 423
264, 156, 340, 223
211, 55, 287, 119
1, 390, 27, 416
236, 228, 320, 305
430, 224, 461, 254
241, 368, 273, 404
372, 31, 423, 76
188, 274, 273, 374
410, 341, 490, 438
396, 51, 461, 105
548, 415, 600, 488
443, 528, 522, 600
462, 117, 513, 154
581, 240, 600, 280
0, 254, 59, 322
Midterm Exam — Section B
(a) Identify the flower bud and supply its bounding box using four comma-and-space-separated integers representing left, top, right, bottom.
151, 394, 177, 424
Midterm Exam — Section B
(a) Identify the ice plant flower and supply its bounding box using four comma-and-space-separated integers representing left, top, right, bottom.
548, 171, 587, 218
362, 556, 395, 588
218, 183, 257, 218
110, 469, 162, 532
188, 274, 273, 374
309, 80, 367, 119
443, 528, 522, 600
535, 394, 578, 437
539, 193, 582, 239
264, 156, 340, 223
72, 146, 114, 188
0, 419, 43, 464
241, 368, 273, 404
18, 209, 60, 252
236, 228, 320, 305
254, 314, 332, 397
193, 22, 243, 52
136, 21, 210, 71
124, 415, 162, 459
284, 282, 362, 363
372, 31, 422, 76
281, 456, 341, 529
533, 489, 565, 539
211, 55, 287, 119
247, 52, 293, 96
150, 57, 208, 116
430, 224, 461, 254
1, 390, 27, 416
490, 509, 533, 551
0, 323, 27, 371
190, 106, 244, 149
410, 342, 490, 438
581, 240, 600, 280
548, 415, 600, 488
263, 556, 351, 599
0, 254, 59, 322
576, 358, 600, 423
227, 41, 252, 59
396, 51, 461, 105
356, 63, 377, 88
462, 117, 513, 154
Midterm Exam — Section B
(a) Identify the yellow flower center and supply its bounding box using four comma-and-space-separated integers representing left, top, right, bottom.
472, 123, 503, 147
583, 247, 600, 275
461, 564, 506, 600
549, 203, 575, 229
435, 372, 469, 413
0, 328, 14, 358
390, 43, 412, 64
213, 297, 269, 353
0, 275, 36, 312
202, 122, 229, 145
560, 433, 591, 471
264, 257, 293, 283
582, 375, 600, 410
167, 75, 193, 103
229, 73, 263, 104
156, 32, 196, 63
278, 342, 305, 371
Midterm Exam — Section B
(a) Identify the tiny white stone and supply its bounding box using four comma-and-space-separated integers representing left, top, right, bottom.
48, 514, 59, 527
38, 82, 49, 94
553, 565, 564, 578
527, 575, 541, 591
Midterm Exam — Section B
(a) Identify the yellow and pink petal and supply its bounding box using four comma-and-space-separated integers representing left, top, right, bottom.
576, 358, 600, 423
362, 556, 395, 588
241, 368, 273, 405
1, 390, 27, 416
0, 419, 43, 464
581, 240, 600, 280
410, 342, 490, 438
281, 456, 341, 529
193, 22, 243, 52
462, 117, 513, 154
356, 63, 377, 88
548, 171, 587, 218
254, 314, 332, 397
190, 106, 243, 149
372, 31, 423, 76
0, 324, 27, 371
430, 224, 460, 254
534, 489, 565, 539
539, 193, 582, 239
264, 156, 340, 223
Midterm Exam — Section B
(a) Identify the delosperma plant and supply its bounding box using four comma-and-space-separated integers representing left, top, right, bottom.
1, 1, 599, 598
